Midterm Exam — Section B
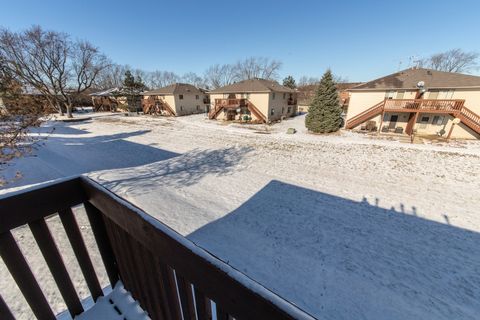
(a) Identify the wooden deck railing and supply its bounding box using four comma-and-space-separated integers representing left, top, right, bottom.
287, 99, 297, 105
0, 176, 315, 320
383, 99, 465, 112
215, 98, 247, 107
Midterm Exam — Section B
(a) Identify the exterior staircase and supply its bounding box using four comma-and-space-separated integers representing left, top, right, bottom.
346, 99, 480, 136
455, 106, 480, 135
143, 98, 176, 116
345, 101, 384, 129
209, 99, 267, 123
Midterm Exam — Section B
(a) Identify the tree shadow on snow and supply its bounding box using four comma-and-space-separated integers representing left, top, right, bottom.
93, 147, 253, 193
188, 180, 480, 320
2, 130, 180, 188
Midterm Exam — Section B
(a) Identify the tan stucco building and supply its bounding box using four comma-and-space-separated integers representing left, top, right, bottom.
345, 68, 480, 139
142, 83, 209, 116
208, 79, 297, 123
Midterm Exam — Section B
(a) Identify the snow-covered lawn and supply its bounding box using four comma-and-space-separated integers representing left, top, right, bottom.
1, 113, 480, 319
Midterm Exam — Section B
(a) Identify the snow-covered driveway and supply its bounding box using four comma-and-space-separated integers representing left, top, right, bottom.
1, 113, 480, 319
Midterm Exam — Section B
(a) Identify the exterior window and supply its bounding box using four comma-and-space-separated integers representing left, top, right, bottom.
428, 90, 439, 99
196, 105, 200, 110
419, 116, 429, 129
196, 95, 199, 100
282, 107, 285, 114
272, 93, 276, 100
271, 108, 275, 115
385, 90, 395, 99
179, 94, 184, 100
432, 115, 444, 125
288, 107, 292, 113
180, 106, 183, 111
283, 93, 286, 99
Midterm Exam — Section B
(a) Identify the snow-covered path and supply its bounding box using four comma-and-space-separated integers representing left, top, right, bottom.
1, 113, 480, 319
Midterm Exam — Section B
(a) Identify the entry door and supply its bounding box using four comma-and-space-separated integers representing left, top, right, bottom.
388, 115, 398, 129
394, 91, 405, 106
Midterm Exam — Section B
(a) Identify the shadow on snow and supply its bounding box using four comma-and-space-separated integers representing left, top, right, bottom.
188, 180, 480, 320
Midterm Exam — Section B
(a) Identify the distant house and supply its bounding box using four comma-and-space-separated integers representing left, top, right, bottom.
345, 68, 480, 139
90, 87, 143, 112
297, 82, 362, 113
208, 79, 297, 123
142, 83, 209, 116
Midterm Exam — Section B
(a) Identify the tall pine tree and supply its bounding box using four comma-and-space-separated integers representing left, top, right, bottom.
305, 70, 342, 133
282, 75, 296, 89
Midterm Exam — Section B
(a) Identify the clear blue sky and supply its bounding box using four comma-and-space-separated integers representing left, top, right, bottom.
1, 0, 479, 82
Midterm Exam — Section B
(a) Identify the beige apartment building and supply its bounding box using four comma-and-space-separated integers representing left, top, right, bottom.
142, 83, 209, 116
345, 68, 480, 139
208, 79, 297, 123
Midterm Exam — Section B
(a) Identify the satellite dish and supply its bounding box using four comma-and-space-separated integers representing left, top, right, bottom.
417, 81, 425, 88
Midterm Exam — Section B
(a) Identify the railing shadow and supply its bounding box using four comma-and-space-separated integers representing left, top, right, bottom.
188, 180, 480, 320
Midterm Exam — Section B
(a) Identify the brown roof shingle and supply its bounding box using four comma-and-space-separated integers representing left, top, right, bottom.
210, 78, 296, 94
350, 68, 480, 90
143, 83, 204, 95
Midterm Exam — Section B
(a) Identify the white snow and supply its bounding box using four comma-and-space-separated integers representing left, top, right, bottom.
1, 112, 480, 319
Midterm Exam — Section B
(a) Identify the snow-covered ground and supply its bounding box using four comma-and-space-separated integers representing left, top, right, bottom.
1, 113, 480, 319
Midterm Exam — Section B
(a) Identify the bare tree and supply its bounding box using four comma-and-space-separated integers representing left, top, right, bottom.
62, 40, 109, 117
147, 70, 180, 88
0, 63, 47, 170
203, 64, 238, 89
0, 26, 108, 117
298, 76, 319, 87
181, 72, 205, 88
96, 63, 128, 89
234, 57, 282, 80
0, 26, 67, 114
419, 49, 479, 73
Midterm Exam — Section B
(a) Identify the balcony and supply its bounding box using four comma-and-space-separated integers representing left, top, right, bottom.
0, 176, 314, 320
287, 99, 297, 106
215, 98, 247, 108
383, 99, 464, 113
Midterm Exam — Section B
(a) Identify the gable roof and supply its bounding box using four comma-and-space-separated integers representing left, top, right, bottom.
209, 78, 296, 94
143, 83, 203, 95
350, 68, 480, 90
90, 87, 122, 96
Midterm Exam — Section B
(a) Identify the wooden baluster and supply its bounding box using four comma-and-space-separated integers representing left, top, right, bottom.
59, 208, 103, 301
176, 274, 196, 320
0, 231, 55, 320
194, 287, 213, 320
84, 202, 119, 286
0, 294, 15, 320
216, 304, 231, 320
29, 219, 84, 317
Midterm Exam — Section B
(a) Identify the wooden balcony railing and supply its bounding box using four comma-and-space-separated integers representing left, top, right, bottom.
383, 99, 465, 112
0, 176, 315, 320
215, 98, 247, 107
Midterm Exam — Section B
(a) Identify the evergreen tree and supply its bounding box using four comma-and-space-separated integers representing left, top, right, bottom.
305, 70, 342, 133
282, 75, 296, 89
121, 70, 144, 113
123, 70, 136, 89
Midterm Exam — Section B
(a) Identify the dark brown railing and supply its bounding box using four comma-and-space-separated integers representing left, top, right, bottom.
0, 176, 315, 320
383, 99, 464, 112
287, 99, 297, 106
215, 98, 247, 107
